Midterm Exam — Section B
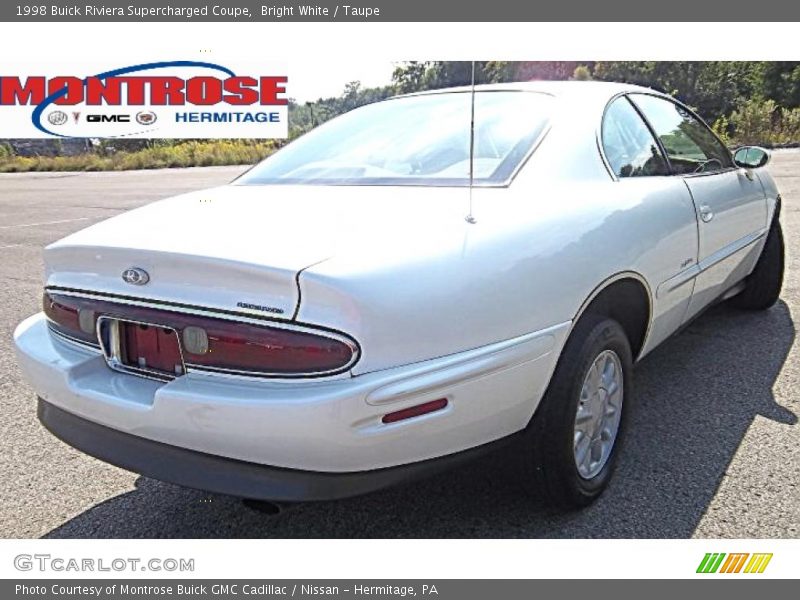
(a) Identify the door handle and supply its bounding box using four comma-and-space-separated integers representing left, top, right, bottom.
699, 205, 714, 222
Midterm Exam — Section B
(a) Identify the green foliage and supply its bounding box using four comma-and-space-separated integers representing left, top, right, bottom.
572, 65, 592, 81
392, 61, 430, 94
390, 61, 597, 91
3, 62, 799, 173
387, 61, 800, 145
727, 98, 800, 145
761, 62, 800, 108
593, 61, 765, 122
783, 107, 800, 140
287, 80, 395, 138
392, 61, 495, 91
712, 114, 731, 146
728, 98, 777, 145
0, 139, 278, 173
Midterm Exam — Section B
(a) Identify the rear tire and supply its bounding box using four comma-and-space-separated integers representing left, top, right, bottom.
520, 314, 633, 509
729, 219, 784, 311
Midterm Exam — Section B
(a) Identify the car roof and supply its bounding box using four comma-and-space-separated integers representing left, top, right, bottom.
400, 80, 662, 101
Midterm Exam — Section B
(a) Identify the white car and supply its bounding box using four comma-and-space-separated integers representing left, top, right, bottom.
14, 81, 784, 508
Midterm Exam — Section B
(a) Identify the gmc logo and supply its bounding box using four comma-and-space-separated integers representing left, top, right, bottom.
87, 114, 130, 123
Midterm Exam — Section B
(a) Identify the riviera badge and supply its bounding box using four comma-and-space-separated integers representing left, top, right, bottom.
121, 267, 150, 286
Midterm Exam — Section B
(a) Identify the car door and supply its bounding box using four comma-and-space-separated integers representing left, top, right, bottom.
600, 95, 700, 352
630, 93, 768, 320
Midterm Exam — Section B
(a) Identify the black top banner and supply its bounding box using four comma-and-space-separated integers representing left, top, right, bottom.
2, 0, 800, 21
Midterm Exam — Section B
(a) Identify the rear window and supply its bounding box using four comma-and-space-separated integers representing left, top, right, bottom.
237, 91, 552, 187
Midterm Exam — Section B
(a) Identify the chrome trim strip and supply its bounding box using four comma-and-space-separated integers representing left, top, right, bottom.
44, 288, 361, 379
656, 265, 701, 298
697, 228, 766, 273
656, 228, 767, 298
184, 363, 348, 381
47, 323, 101, 352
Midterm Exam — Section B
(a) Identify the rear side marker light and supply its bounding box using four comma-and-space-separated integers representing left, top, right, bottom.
382, 398, 448, 424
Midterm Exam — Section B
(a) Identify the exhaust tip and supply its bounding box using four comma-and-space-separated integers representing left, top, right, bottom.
241, 498, 284, 515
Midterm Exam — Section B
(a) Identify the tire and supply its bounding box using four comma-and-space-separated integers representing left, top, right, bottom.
729, 219, 784, 311
520, 314, 633, 509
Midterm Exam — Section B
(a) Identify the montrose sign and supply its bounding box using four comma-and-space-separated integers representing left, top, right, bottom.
0, 60, 288, 138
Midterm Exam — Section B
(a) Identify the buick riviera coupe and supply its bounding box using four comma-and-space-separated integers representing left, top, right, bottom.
14, 82, 784, 508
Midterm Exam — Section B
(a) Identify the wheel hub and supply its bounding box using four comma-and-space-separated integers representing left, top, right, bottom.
573, 349, 624, 479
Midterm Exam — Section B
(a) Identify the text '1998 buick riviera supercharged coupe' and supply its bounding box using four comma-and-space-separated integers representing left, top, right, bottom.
14, 81, 784, 508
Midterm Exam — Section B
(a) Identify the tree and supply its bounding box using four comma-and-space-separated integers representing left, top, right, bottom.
592, 61, 764, 122
391, 61, 506, 92
392, 61, 430, 94
291, 61, 800, 145
572, 65, 592, 81
761, 62, 800, 108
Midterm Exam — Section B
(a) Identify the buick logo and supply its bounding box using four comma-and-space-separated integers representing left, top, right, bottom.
47, 111, 68, 126
122, 268, 150, 286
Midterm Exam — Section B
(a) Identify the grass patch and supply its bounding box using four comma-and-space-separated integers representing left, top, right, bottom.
0, 140, 278, 173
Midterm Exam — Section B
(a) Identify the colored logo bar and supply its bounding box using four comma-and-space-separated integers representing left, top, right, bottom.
697, 553, 773, 574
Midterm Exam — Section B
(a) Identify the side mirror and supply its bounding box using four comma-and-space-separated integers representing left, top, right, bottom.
733, 146, 770, 169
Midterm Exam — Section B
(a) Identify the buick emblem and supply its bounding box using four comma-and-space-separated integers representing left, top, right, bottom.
122, 267, 150, 286
47, 111, 68, 126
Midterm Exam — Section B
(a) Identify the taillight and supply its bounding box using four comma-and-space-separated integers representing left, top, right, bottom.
42, 291, 357, 377
43, 292, 97, 345
177, 313, 355, 375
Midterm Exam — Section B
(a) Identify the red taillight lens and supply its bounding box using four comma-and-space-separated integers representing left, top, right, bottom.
182, 315, 355, 375
42, 291, 357, 376
43, 292, 97, 344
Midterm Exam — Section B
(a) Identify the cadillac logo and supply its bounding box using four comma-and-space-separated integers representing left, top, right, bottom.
122, 267, 150, 285
136, 110, 157, 125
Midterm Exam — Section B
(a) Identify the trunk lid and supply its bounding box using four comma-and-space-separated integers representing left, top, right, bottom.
45, 184, 469, 319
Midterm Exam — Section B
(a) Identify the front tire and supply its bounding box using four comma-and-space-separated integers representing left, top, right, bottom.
520, 314, 633, 509
729, 219, 784, 311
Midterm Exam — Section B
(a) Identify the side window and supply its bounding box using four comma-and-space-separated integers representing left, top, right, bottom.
601, 97, 668, 178
630, 94, 733, 175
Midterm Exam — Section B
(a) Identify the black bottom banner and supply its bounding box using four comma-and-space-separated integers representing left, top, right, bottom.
3, 580, 792, 600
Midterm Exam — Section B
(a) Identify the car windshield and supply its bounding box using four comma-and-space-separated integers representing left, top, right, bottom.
237, 91, 552, 187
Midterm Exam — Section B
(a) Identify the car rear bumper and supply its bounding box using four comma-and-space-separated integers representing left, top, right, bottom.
38, 398, 519, 501
15, 312, 568, 475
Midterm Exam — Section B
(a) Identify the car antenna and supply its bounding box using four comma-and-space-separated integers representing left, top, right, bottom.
465, 60, 477, 225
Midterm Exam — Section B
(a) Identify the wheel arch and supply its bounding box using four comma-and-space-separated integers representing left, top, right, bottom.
571, 272, 654, 362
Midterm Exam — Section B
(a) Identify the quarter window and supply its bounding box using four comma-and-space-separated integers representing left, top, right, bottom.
630, 94, 733, 175
602, 97, 668, 178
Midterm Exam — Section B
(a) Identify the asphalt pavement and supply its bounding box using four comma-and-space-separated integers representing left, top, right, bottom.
0, 158, 798, 538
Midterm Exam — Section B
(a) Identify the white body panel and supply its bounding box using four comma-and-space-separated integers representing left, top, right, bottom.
683, 170, 768, 319
14, 81, 780, 474
15, 313, 568, 471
